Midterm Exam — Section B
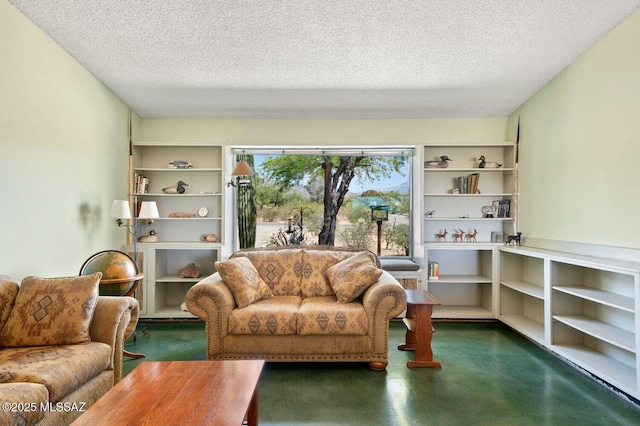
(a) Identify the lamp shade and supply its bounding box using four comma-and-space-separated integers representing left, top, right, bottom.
110, 200, 132, 219
231, 160, 254, 177
138, 201, 160, 219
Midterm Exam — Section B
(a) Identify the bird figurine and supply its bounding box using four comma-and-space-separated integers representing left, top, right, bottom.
425, 155, 452, 168
138, 230, 158, 243
163, 180, 189, 194
478, 156, 502, 168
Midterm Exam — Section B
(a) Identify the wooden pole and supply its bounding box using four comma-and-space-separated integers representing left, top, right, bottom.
513, 116, 520, 235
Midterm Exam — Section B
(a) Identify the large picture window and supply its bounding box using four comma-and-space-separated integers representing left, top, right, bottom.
232, 147, 414, 258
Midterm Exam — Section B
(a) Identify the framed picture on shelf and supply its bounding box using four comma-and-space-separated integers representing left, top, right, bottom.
491, 231, 505, 243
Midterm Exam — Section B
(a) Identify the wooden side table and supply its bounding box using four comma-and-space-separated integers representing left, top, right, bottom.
398, 289, 442, 368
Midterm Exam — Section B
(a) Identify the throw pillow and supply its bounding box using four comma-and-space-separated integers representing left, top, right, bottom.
0, 273, 101, 347
215, 257, 272, 308
326, 251, 383, 303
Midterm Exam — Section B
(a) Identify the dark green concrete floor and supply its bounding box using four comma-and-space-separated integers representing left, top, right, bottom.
123, 321, 640, 425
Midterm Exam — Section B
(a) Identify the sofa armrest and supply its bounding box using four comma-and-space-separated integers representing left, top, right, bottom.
89, 296, 139, 384
0, 276, 19, 329
184, 273, 236, 358
361, 271, 407, 353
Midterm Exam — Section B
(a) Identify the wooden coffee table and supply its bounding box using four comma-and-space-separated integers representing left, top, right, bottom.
72, 360, 264, 425
398, 289, 442, 368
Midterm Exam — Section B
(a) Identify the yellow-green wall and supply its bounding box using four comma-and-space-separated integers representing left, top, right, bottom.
509, 8, 640, 250
0, 0, 130, 280
137, 118, 506, 145
3, 0, 638, 283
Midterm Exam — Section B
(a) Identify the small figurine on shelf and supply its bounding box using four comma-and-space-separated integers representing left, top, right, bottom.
505, 232, 522, 246
200, 233, 219, 242
452, 229, 465, 242
466, 229, 478, 242
425, 155, 452, 168
434, 229, 448, 242
162, 180, 189, 194
180, 262, 201, 279
138, 230, 158, 243
478, 155, 502, 168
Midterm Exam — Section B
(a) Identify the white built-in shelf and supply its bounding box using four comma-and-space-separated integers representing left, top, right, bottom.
553, 286, 634, 312
501, 281, 544, 299
424, 193, 512, 197
424, 168, 514, 173
133, 168, 223, 172
149, 218, 223, 222
553, 315, 636, 352
128, 142, 223, 319
424, 217, 512, 221
431, 274, 492, 283
499, 315, 545, 343
498, 243, 640, 401
153, 306, 195, 318
135, 193, 221, 197
432, 305, 494, 319
550, 344, 637, 396
155, 275, 205, 283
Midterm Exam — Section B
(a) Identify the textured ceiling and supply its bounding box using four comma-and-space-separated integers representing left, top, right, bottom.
8, 0, 640, 118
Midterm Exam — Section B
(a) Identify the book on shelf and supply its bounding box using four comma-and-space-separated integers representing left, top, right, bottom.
456, 173, 480, 194
134, 173, 149, 194
428, 261, 439, 279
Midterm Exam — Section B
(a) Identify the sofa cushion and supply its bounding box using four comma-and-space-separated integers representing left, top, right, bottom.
231, 249, 303, 296
0, 276, 19, 331
326, 252, 383, 303
0, 273, 101, 347
297, 296, 368, 335
299, 249, 378, 298
216, 257, 272, 308
229, 296, 301, 335
0, 342, 111, 403
0, 382, 48, 426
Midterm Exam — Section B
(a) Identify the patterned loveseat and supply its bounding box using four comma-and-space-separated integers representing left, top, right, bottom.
0, 274, 139, 426
185, 246, 406, 371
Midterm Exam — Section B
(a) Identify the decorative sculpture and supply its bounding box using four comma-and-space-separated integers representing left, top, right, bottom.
478, 155, 502, 168
425, 155, 452, 168
434, 229, 448, 242
505, 232, 522, 246
138, 230, 158, 243
162, 180, 189, 194
180, 262, 201, 279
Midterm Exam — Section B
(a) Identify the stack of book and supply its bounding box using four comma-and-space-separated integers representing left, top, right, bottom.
167, 160, 193, 169
134, 173, 149, 194
428, 261, 439, 279
456, 173, 480, 194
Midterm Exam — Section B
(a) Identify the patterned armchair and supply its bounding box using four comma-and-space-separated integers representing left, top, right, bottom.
0, 274, 139, 425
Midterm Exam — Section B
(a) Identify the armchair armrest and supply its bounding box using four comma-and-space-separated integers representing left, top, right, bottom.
89, 296, 139, 383
184, 273, 236, 358
361, 271, 407, 354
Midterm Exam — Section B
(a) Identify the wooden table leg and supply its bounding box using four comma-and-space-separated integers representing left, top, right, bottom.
408, 304, 441, 368
398, 303, 417, 351
246, 386, 259, 426
398, 292, 441, 368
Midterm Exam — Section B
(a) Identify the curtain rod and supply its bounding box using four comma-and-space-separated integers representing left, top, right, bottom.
230, 146, 415, 156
